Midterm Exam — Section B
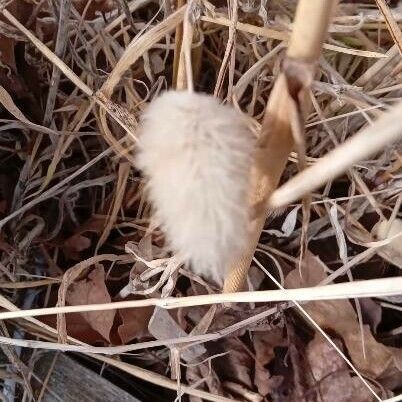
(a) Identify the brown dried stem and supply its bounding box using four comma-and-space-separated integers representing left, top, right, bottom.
223, 0, 338, 293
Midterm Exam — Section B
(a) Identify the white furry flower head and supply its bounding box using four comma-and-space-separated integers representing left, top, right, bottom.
136, 91, 255, 284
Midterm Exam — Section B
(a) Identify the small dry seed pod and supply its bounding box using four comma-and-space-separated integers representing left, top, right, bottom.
136, 90, 255, 284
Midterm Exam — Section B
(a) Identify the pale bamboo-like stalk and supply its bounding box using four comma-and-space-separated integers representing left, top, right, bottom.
223, 0, 338, 293
0, 276, 400, 320
172, 0, 186, 88
286, 0, 338, 61
176, 5, 194, 91
268, 100, 402, 209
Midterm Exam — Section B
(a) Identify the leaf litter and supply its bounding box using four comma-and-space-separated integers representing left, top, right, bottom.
0, 0, 399, 401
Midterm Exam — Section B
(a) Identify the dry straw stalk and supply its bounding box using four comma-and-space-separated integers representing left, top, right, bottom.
223, 0, 338, 293
0, 276, 401, 321
268, 101, 402, 209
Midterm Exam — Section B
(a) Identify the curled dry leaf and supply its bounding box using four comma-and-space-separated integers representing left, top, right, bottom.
264, 206, 301, 238
66, 265, 115, 342
150, 53, 165, 74
307, 334, 374, 402
285, 251, 398, 380
373, 218, 402, 269
254, 327, 286, 365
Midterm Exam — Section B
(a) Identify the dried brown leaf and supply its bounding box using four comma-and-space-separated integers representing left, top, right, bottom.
57, 255, 125, 343
40, 313, 105, 345
70, 0, 116, 19
117, 304, 153, 344
66, 265, 115, 342
61, 217, 106, 259
307, 334, 374, 402
254, 368, 273, 398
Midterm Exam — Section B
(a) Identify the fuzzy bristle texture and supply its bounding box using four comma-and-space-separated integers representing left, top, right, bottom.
136, 91, 255, 284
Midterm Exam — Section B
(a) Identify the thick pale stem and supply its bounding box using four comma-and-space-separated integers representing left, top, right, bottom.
268, 101, 402, 209
173, 0, 186, 88
223, 0, 338, 293
176, 3, 196, 91
287, 0, 338, 61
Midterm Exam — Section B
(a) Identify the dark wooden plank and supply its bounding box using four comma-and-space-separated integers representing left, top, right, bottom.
34, 352, 142, 402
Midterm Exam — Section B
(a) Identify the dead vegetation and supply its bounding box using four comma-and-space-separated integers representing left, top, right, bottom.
0, 0, 399, 401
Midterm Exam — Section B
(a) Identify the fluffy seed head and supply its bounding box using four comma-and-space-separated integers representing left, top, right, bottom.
135, 91, 255, 284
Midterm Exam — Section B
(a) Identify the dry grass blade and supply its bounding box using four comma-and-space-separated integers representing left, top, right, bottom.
375, 0, 402, 55
1, 9, 92, 96
0, 144, 116, 229
1, 7, 139, 157
201, 16, 386, 58
95, 5, 186, 160
172, 0, 186, 88
42, 0, 72, 127
0, 279, 60, 289
96, 162, 131, 250
0, 86, 62, 136
100, 5, 187, 97
0, 333, 219, 354
384, 394, 402, 402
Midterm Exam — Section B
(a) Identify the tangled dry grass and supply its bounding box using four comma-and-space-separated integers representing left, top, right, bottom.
0, 0, 400, 401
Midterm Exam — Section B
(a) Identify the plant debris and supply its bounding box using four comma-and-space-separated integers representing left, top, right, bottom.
0, 0, 399, 401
